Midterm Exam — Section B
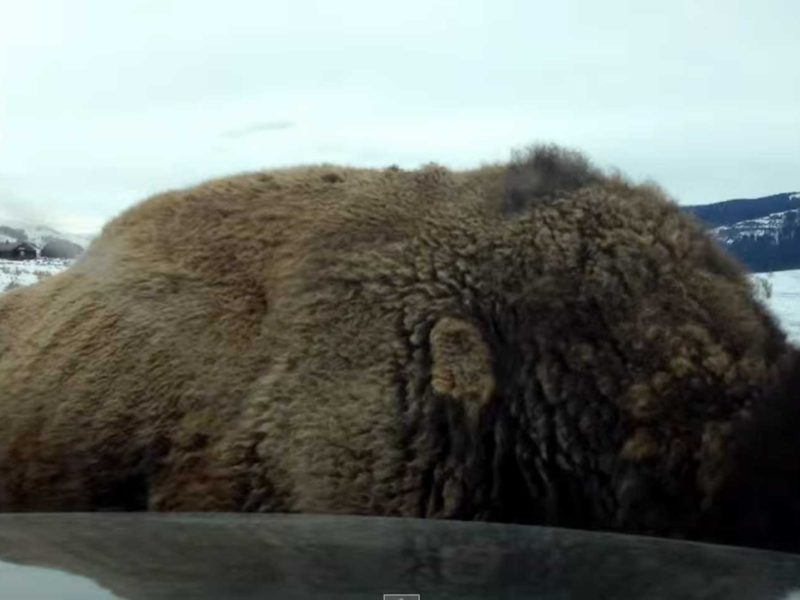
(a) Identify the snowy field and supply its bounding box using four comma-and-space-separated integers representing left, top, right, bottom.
0, 258, 73, 292
1, 258, 799, 347
754, 270, 800, 346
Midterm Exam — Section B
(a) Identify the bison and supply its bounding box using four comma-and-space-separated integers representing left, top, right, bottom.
1, 145, 799, 550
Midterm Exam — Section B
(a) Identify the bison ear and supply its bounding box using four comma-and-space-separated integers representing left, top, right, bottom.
430, 317, 495, 410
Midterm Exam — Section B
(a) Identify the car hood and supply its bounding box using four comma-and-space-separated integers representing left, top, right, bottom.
0, 513, 799, 599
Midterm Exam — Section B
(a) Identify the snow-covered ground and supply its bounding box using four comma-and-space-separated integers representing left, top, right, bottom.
753, 270, 800, 346
0, 258, 73, 292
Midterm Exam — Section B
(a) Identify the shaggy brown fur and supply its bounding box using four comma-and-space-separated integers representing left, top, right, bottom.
0, 145, 798, 550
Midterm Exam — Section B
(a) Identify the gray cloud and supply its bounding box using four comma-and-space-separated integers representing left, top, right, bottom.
222, 121, 296, 139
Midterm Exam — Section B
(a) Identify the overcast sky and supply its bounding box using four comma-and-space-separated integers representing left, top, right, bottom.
1, 0, 798, 234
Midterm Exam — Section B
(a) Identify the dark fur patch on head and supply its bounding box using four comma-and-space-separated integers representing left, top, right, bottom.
321, 172, 344, 184
711, 351, 800, 551
503, 144, 606, 215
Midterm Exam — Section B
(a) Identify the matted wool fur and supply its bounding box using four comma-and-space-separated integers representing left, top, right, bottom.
1, 145, 799, 550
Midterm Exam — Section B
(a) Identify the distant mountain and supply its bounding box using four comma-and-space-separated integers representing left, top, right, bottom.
0, 219, 95, 257
685, 192, 800, 228
684, 192, 800, 273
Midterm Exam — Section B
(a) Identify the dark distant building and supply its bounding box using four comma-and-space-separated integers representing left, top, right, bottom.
0, 241, 39, 260
41, 238, 83, 259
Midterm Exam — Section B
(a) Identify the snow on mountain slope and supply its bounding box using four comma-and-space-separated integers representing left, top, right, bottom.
713, 209, 800, 245
0, 218, 95, 249
685, 191, 800, 272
